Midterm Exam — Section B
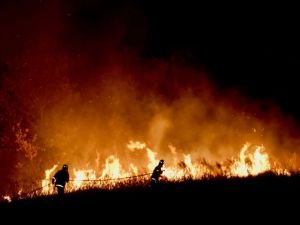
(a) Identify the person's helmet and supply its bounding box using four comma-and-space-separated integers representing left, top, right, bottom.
159, 159, 164, 165
63, 164, 68, 170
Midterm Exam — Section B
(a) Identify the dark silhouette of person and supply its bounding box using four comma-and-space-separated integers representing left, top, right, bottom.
150, 160, 164, 186
52, 164, 69, 196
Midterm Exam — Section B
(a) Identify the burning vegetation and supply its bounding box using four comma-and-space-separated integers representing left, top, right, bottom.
1, 140, 296, 202
1, 0, 300, 202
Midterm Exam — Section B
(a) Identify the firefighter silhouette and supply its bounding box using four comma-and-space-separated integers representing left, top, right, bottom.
52, 164, 69, 196
150, 160, 164, 186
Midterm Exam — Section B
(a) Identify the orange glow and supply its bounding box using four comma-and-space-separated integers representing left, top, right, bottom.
17, 141, 292, 197
4, 57, 300, 199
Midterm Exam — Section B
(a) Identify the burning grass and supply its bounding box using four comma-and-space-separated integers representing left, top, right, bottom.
2, 141, 298, 203
1, 172, 299, 209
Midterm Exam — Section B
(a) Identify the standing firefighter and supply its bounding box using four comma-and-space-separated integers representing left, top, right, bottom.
150, 159, 164, 187
52, 164, 69, 196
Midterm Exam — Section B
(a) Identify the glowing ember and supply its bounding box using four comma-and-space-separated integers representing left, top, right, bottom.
127, 141, 146, 151
17, 189, 23, 198
3, 195, 12, 203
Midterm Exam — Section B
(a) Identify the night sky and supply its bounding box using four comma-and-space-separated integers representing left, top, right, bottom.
142, 2, 300, 118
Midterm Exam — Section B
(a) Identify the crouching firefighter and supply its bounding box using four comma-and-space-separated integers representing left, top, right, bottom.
150, 160, 164, 187
52, 164, 69, 196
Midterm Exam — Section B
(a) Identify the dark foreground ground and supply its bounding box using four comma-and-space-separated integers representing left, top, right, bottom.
1, 174, 299, 221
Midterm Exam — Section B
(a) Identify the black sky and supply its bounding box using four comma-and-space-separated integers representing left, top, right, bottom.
64, 0, 300, 118
141, 2, 300, 117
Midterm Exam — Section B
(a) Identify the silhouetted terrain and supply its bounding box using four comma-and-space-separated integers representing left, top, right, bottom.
1, 173, 299, 212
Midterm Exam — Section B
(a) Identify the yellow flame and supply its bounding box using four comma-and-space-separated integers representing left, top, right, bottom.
230, 143, 271, 177
101, 155, 124, 179
146, 147, 158, 172
129, 163, 138, 175
33, 141, 296, 196
73, 169, 96, 189
41, 164, 58, 194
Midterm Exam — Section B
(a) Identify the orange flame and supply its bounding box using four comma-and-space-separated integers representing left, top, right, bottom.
27, 140, 295, 197
41, 164, 58, 194
230, 143, 271, 177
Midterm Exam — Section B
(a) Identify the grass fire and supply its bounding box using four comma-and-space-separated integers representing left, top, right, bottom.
0, 1, 300, 207
1, 141, 298, 203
